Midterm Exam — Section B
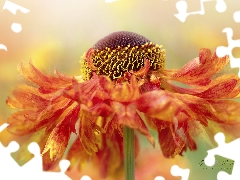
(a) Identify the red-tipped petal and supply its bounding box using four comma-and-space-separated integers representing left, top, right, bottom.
160, 49, 229, 86
42, 104, 80, 161
111, 101, 155, 146
99, 75, 140, 102
79, 109, 104, 155
135, 90, 174, 121
17, 62, 76, 94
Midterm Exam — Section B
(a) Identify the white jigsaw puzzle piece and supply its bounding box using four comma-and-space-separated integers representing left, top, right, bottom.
233, 11, 240, 23
0, 123, 9, 132
0, 123, 20, 174
154, 176, 165, 180
0, 44, 7, 51
2, 0, 30, 15
171, 165, 190, 180
0, 141, 20, 174
0, 123, 72, 180
216, 27, 240, 77
175, 0, 226, 22
38, 160, 71, 180
1, 1, 30, 49
80, 175, 92, 180
11, 23, 22, 33
204, 132, 240, 180
2, 0, 30, 34
21, 142, 43, 174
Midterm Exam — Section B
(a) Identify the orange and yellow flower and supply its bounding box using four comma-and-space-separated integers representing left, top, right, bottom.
6, 31, 240, 178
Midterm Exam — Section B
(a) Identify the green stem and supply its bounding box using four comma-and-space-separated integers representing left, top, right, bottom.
123, 126, 135, 180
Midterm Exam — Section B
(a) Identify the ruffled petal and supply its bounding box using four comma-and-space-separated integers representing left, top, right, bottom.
104, 114, 123, 138
6, 62, 82, 135
207, 99, 240, 123
93, 132, 123, 178
162, 74, 240, 99
111, 101, 155, 146
78, 74, 109, 102
160, 49, 229, 86
17, 61, 76, 94
99, 75, 140, 102
135, 90, 176, 122
191, 74, 240, 99
7, 98, 75, 135
157, 122, 186, 158
79, 109, 104, 155
42, 104, 80, 161
154, 120, 196, 158
6, 85, 51, 109
136, 89, 240, 126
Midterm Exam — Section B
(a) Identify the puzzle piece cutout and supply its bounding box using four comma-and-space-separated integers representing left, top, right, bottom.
216, 27, 240, 77
2, 0, 30, 33
0, 123, 9, 133
175, 0, 226, 22
80, 175, 92, 180
1, 122, 191, 180
154, 176, 165, 180
0, 140, 20, 173
3, 0, 30, 15
0, 123, 72, 180
204, 132, 240, 180
171, 165, 190, 180
154, 165, 190, 180
1, 0, 30, 51
0, 44, 7, 51
198, 158, 234, 170
233, 11, 240, 23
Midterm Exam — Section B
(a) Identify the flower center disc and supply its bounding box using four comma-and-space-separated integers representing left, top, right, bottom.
81, 31, 166, 80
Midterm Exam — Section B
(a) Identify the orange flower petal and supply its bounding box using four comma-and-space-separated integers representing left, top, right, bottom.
154, 120, 197, 158
99, 75, 140, 102
89, 102, 113, 117
7, 62, 82, 136
104, 114, 123, 138
157, 122, 186, 158
162, 74, 240, 99
67, 138, 90, 170
135, 90, 175, 121
175, 94, 219, 125
7, 99, 74, 135
135, 89, 239, 127
111, 101, 155, 146
160, 48, 229, 86
6, 85, 49, 109
42, 104, 80, 161
17, 62, 75, 94
198, 80, 237, 98
93, 133, 123, 178
207, 99, 240, 124
195, 77, 238, 99
79, 109, 104, 155
79, 75, 107, 100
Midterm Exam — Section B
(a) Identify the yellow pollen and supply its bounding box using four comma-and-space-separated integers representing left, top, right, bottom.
80, 42, 166, 81
79, 30, 168, 81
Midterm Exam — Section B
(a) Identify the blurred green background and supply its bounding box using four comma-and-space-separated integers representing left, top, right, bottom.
1, 0, 240, 179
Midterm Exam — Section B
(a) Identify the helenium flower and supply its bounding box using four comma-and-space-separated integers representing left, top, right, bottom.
6, 31, 240, 178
